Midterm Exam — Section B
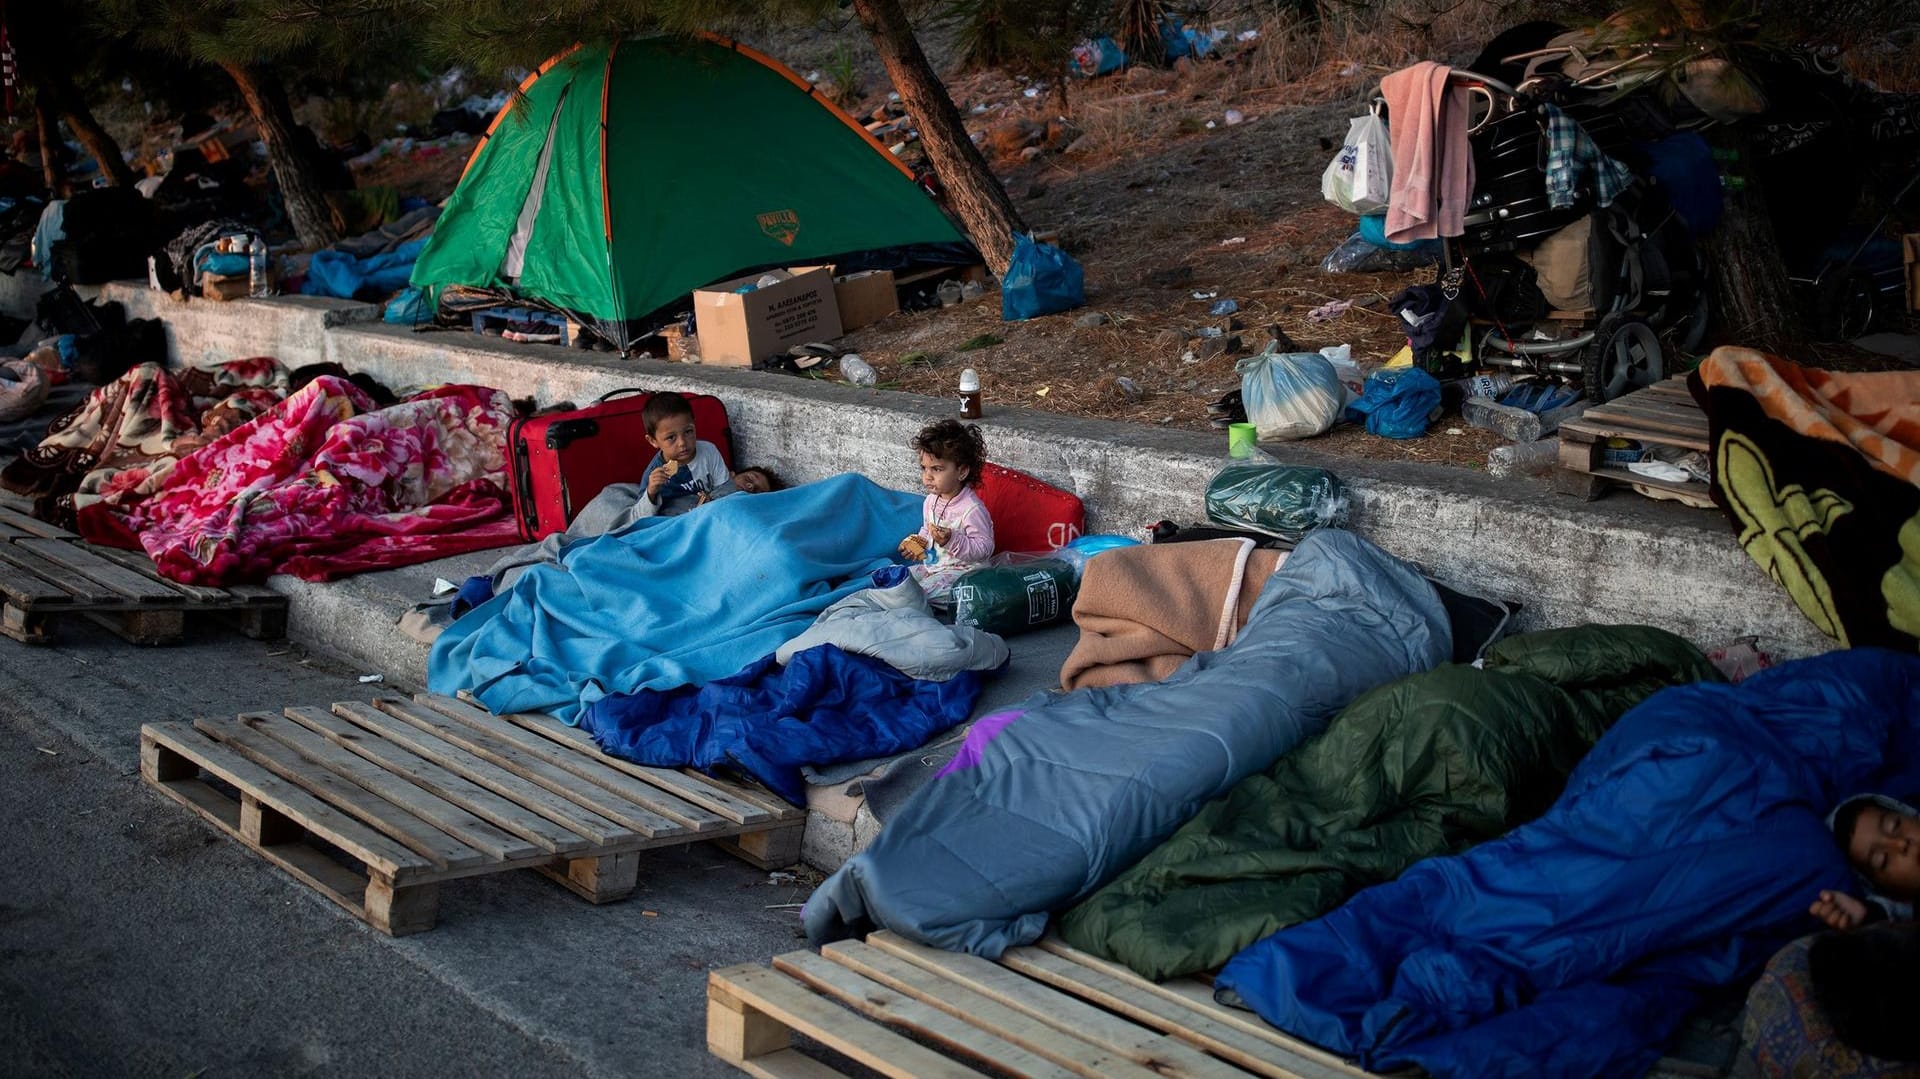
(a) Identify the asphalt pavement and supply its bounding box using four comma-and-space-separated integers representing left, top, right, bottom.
0, 620, 813, 1078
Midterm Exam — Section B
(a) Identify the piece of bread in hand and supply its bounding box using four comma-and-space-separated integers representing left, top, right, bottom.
663, 459, 682, 478
901, 535, 928, 561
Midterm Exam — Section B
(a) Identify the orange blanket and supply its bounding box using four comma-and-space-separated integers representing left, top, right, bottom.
1693, 347, 1920, 649
1060, 540, 1288, 690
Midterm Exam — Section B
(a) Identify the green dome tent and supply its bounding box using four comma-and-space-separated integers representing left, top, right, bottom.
411, 35, 969, 349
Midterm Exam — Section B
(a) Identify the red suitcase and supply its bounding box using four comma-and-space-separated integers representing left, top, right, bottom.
506, 388, 736, 541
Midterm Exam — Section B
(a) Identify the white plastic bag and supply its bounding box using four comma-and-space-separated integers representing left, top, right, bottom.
1237, 348, 1344, 441
1317, 344, 1365, 407
1320, 109, 1393, 215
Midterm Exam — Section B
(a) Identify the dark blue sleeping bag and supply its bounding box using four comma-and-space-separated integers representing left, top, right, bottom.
1215, 648, 1920, 1079
582, 645, 989, 805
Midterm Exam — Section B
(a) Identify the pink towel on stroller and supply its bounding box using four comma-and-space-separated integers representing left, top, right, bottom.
1382, 61, 1475, 242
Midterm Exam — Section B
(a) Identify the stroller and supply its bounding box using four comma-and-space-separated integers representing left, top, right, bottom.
1390, 56, 1712, 402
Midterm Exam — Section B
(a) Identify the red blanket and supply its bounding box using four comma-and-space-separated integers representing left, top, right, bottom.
83, 375, 519, 585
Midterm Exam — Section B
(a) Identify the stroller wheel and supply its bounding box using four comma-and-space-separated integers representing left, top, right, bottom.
1808, 268, 1881, 341
1669, 285, 1711, 356
1583, 314, 1665, 403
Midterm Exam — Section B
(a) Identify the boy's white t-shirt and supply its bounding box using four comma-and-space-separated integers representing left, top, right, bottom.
637, 440, 730, 518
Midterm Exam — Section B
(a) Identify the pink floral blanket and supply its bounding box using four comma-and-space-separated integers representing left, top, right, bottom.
1, 358, 286, 529
83, 374, 520, 584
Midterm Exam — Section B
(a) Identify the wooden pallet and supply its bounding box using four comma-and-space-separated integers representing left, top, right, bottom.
1556, 377, 1714, 507
708, 931, 1379, 1079
141, 692, 806, 935
0, 506, 287, 645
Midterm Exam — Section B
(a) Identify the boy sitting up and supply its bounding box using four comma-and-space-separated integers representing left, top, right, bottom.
641, 392, 731, 517
1809, 793, 1920, 930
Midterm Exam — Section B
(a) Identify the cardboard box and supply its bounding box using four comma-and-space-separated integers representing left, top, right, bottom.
834, 270, 898, 331
658, 323, 697, 359
1905, 233, 1920, 313
693, 267, 843, 366
201, 272, 250, 302
795, 265, 899, 332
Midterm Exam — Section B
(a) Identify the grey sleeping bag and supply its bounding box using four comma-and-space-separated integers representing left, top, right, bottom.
802, 529, 1452, 957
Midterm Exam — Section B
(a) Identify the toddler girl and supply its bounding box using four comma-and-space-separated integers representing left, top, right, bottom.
898, 419, 994, 601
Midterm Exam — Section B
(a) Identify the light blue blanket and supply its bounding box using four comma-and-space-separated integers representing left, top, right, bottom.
428, 474, 920, 723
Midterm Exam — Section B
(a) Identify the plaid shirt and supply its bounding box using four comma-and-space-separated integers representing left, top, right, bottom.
1541, 104, 1634, 210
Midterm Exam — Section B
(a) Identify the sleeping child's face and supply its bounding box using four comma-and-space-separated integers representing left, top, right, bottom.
733, 469, 772, 494
647, 413, 699, 465
1847, 803, 1920, 899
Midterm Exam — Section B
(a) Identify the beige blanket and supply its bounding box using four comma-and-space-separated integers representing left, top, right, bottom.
1060, 539, 1288, 690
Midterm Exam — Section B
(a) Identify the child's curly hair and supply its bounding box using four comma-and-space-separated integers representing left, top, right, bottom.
912, 419, 987, 488
736, 466, 784, 491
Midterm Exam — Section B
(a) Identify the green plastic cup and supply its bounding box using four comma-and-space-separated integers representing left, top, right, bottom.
1228, 422, 1258, 458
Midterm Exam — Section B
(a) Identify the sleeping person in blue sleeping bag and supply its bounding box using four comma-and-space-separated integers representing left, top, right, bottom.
1809, 793, 1920, 931
1212, 647, 1920, 1079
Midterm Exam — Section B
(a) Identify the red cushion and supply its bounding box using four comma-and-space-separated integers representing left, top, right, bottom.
976, 462, 1085, 554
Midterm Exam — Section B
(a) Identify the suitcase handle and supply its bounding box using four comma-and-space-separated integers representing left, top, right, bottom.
596, 388, 649, 403
546, 418, 598, 450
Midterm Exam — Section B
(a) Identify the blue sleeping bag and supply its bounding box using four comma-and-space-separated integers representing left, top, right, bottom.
583, 644, 992, 805
803, 530, 1451, 956
1215, 648, 1920, 1079
428, 474, 920, 723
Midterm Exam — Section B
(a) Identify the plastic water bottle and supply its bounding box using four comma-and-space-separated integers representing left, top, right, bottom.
247, 238, 270, 298
1486, 437, 1558, 479
840, 354, 877, 387
1465, 373, 1513, 399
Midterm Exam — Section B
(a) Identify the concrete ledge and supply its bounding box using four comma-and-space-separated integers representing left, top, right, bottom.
4, 284, 1827, 658
263, 551, 501, 687
97, 282, 378, 368
0, 274, 378, 368
320, 320, 1827, 658
0, 270, 52, 318
27, 285, 1823, 659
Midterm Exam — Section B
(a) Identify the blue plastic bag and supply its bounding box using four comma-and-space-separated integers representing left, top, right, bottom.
384, 286, 433, 325
1070, 37, 1127, 78
1638, 131, 1721, 235
1158, 15, 1193, 59
1065, 533, 1138, 556
1358, 214, 1434, 251
1345, 367, 1441, 439
194, 249, 251, 277
302, 237, 428, 300
1001, 234, 1085, 321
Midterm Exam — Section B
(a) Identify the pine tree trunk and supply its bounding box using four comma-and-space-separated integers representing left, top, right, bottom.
220, 61, 339, 250
1705, 130, 1800, 351
49, 76, 137, 188
33, 97, 62, 195
850, 0, 1025, 276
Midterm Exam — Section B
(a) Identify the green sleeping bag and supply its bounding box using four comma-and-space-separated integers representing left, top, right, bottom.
1057, 624, 1721, 981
